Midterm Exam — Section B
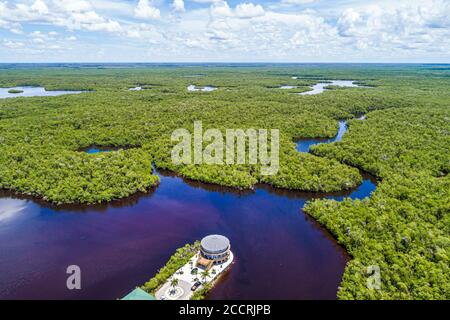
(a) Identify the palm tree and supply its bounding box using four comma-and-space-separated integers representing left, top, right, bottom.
201, 270, 210, 283
170, 278, 179, 295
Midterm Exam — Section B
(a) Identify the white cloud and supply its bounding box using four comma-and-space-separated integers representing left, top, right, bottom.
337, 8, 362, 37
9, 27, 24, 34
333, 2, 448, 52
31, 0, 49, 14
3, 40, 25, 49
235, 3, 265, 18
126, 29, 141, 38
30, 30, 45, 38
0, 0, 123, 34
210, 1, 264, 19
91, 0, 134, 13
134, 0, 160, 20
0, 0, 449, 62
281, 0, 319, 4
172, 0, 185, 13
419, 0, 450, 28
32, 37, 45, 44
124, 23, 164, 42
191, 0, 221, 3
53, 0, 93, 13
210, 1, 233, 17
62, 10, 122, 32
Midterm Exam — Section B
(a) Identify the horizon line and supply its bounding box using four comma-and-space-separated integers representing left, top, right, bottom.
1, 61, 450, 65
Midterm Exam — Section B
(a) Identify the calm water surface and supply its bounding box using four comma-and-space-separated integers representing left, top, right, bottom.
0, 118, 376, 300
299, 80, 365, 95
84, 147, 111, 154
0, 169, 375, 300
0, 87, 84, 99
187, 85, 217, 92
279, 85, 297, 89
80, 146, 125, 154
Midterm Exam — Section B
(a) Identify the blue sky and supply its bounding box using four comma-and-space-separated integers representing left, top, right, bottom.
0, 0, 449, 62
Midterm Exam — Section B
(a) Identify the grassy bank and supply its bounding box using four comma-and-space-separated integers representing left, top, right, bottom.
142, 242, 200, 295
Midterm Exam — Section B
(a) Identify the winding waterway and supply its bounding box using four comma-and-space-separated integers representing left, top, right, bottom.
0, 117, 376, 300
296, 121, 347, 152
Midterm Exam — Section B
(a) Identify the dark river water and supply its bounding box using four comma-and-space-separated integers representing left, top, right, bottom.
0, 119, 376, 300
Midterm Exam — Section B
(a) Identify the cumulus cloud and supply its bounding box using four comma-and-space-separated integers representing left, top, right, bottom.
31, 0, 49, 14
332, 1, 450, 54
134, 0, 160, 19
210, 1, 264, 19
0, 0, 449, 62
172, 0, 185, 13
0, 0, 123, 34
419, 0, 450, 28
235, 3, 265, 18
61, 10, 122, 32
210, 1, 233, 17
337, 8, 362, 37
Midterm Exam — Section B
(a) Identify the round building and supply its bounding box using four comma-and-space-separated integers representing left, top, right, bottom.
197, 234, 231, 270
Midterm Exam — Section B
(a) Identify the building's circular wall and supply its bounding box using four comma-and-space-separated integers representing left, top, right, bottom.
200, 234, 230, 255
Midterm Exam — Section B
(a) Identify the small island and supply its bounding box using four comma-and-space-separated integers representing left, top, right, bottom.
8, 89, 24, 94
122, 234, 234, 300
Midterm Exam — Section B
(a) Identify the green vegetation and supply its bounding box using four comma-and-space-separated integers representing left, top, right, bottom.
141, 240, 215, 300
305, 173, 449, 299
142, 241, 199, 295
7, 89, 23, 94
306, 107, 450, 299
170, 278, 179, 291
191, 283, 212, 300
201, 270, 210, 283
310, 108, 449, 178
0, 63, 449, 299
